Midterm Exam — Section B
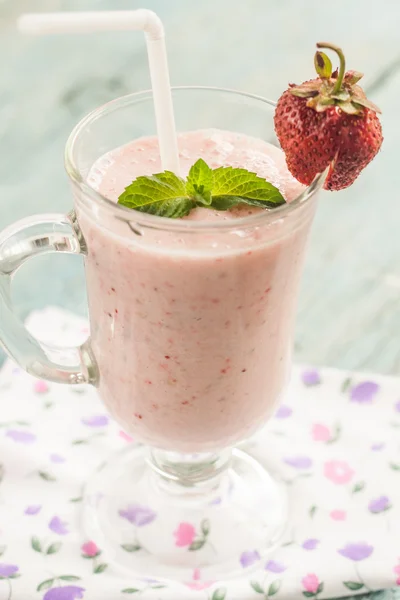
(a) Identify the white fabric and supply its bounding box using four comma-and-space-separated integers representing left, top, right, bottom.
0, 307, 399, 600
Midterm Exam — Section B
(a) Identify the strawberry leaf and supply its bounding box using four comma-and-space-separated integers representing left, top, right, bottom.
314, 51, 332, 79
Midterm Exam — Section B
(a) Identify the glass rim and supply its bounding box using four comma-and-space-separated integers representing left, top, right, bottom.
65, 85, 325, 232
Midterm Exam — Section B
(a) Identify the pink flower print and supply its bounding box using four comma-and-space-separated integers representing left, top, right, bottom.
393, 559, 400, 585
302, 573, 320, 594
186, 568, 214, 590
312, 424, 331, 442
324, 460, 355, 484
34, 380, 49, 394
174, 523, 196, 547
330, 509, 346, 521
119, 430, 133, 442
81, 541, 100, 558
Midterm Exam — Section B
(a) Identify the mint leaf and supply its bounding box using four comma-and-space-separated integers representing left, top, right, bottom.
118, 172, 191, 217
186, 159, 213, 206
118, 160, 286, 218
136, 197, 193, 218
212, 166, 285, 208
210, 196, 242, 211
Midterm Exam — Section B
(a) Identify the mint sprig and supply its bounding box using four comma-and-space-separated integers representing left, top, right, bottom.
118, 159, 286, 217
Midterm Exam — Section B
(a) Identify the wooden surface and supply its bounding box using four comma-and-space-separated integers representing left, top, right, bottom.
0, 2, 400, 597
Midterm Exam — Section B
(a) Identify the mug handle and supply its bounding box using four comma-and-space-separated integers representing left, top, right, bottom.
0, 210, 98, 385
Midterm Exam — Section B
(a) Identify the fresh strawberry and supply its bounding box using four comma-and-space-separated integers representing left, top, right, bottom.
274, 43, 383, 191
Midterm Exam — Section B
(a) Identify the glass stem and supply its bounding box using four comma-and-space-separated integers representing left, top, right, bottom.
147, 448, 232, 490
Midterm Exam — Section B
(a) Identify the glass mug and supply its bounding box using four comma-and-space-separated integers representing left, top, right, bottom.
0, 88, 324, 580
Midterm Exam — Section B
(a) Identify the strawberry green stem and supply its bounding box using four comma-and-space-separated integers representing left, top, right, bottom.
316, 42, 346, 94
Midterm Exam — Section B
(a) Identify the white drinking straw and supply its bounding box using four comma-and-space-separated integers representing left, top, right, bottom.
18, 10, 180, 174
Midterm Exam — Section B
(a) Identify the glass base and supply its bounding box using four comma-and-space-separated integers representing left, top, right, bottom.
82, 445, 288, 582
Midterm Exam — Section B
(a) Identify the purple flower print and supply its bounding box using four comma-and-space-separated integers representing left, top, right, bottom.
371, 442, 385, 451
284, 456, 313, 469
302, 538, 320, 550
301, 369, 321, 386
350, 381, 379, 404
48, 516, 69, 535
43, 586, 85, 600
50, 453, 65, 464
118, 504, 156, 526
338, 542, 374, 561
240, 550, 260, 568
395, 399, 400, 413
81, 415, 109, 427
368, 496, 391, 514
265, 560, 286, 573
275, 405, 292, 419
6, 429, 36, 444
0, 563, 18, 577
25, 505, 41, 516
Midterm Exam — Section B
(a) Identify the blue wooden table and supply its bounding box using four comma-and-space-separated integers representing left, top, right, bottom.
0, 0, 399, 597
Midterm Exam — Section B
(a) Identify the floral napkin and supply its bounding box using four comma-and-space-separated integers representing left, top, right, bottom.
0, 307, 400, 600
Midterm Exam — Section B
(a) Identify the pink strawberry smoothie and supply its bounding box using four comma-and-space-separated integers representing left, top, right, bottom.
79, 129, 315, 452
